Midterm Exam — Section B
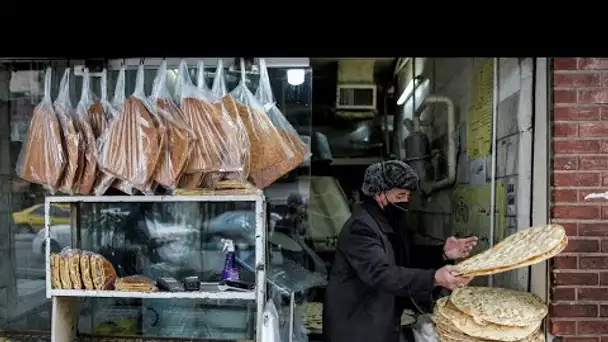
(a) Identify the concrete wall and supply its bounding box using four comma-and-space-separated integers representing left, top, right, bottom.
550, 58, 608, 339
401, 58, 534, 290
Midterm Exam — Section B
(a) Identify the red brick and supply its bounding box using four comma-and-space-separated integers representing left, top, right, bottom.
551, 303, 598, 317
601, 207, 608, 219
550, 319, 576, 335
553, 172, 601, 186
554, 156, 579, 171
554, 106, 601, 121
581, 256, 608, 269
601, 304, 608, 316
555, 73, 601, 87
553, 287, 576, 300
579, 58, 608, 70
580, 223, 608, 236
601, 107, 608, 120
554, 256, 578, 269
564, 338, 599, 342
601, 272, 608, 285
554, 58, 578, 70
580, 156, 608, 170
579, 320, 608, 334
554, 272, 598, 285
579, 89, 608, 104
565, 239, 600, 253
552, 189, 578, 203
555, 90, 577, 103
602, 239, 608, 252
552, 205, 600, 220
553, 140, 601, 154
580, 122, 608, 137
579, 288, 608, 301
559, 222, 579, 236
554, 123, 579, 137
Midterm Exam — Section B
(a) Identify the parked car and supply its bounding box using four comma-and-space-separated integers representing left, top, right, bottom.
12, 203, 71, 232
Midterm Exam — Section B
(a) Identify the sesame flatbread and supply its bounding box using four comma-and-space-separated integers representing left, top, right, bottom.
449, 287, 547, 327
455, 224, 566, 277
434, 297, 541, 341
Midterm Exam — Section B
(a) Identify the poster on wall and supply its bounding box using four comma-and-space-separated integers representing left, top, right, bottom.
452, 179, 506, 252
466, 58, 493, 160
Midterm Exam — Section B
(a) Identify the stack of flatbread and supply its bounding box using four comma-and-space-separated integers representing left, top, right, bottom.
433, 287, 547, 342
455, 224, 567, 277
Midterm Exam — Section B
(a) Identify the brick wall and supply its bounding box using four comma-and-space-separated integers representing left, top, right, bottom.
551, 58, 608, 339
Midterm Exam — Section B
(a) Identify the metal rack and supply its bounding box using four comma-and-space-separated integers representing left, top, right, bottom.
44, 193, 267, 342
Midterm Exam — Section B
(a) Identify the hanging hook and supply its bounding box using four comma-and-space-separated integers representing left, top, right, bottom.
140, 58, 145, 65
121, 58, 126, 67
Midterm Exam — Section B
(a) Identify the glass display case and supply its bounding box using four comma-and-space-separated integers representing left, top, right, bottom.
44, 193, 265, 341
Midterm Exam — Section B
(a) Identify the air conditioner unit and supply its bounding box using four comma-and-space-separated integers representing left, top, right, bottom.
335, 84, 377, 111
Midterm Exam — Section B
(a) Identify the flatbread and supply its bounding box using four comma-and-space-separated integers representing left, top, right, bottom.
455, 224, 566, 276
449, 287, 547, 327
460, 237, 567, 278
434, 297, 541, 341
434, 313, 543, 342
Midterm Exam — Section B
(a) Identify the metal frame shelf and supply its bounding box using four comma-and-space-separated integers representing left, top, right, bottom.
44, 193, 267, 342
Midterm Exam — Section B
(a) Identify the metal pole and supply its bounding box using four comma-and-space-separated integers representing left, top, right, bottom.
488, 58, 499, 287
289, 292, 295, 342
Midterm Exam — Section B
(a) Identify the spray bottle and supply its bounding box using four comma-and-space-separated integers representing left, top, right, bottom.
221, 239, 239, 281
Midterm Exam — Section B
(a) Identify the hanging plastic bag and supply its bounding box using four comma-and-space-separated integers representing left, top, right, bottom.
211, 59, 251, 186
229, 59, 292, 188
93, 68, 123, 195
16, 67, 66, 194
177, 60, 242, 176
262, 299, 282, 342
55, 68, 83, 195
98, 64, 164, 194
412, 314, 439, 342
74, 69, 98, 194
151, 60, 195, 190
253, 59, 311, 188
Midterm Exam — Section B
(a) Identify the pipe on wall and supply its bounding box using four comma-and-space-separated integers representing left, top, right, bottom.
423, 95, 457, 193
488, 58, 500, 287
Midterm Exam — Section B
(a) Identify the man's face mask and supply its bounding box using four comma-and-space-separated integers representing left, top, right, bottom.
380, 189, 411, 224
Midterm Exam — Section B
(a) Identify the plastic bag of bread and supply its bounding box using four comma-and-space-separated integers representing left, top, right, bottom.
176, 60, 242, 175
90, 253, 117, 290
252, 59, 311, 188
59, 248, 73, 289
93, 68, 123, 195
115, 275, 157, 292
50, 253, 62, 289
211, 59, 251, 185
97, 64, 164, 194
229, 59, 292, 188
55, 69, 83, 195
80, 251, 94, 290
151, 60, 195, 190
63, 248, 83, 289
74, 69, 98, 195
15, 68, 66, 194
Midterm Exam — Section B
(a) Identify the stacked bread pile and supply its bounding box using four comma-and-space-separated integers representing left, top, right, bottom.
433, 287, 546, 342
455, 224, 567, 278
51, 249, 116, 290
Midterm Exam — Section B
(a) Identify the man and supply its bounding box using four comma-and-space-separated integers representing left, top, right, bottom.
323, 160, 477, 342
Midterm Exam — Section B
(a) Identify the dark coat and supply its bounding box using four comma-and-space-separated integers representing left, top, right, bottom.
323, 200, 449, 342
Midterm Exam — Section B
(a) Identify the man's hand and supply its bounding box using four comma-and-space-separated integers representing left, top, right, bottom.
443, 236, 478, 260
434, 265, 471, 290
